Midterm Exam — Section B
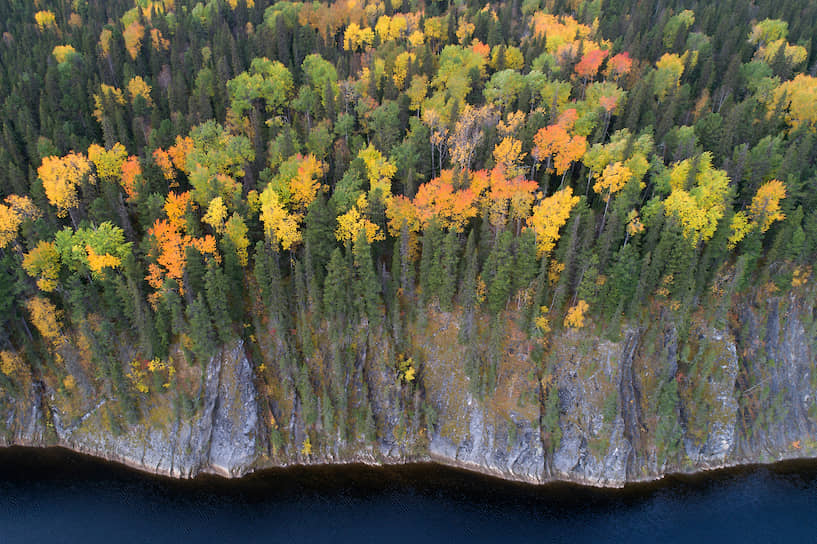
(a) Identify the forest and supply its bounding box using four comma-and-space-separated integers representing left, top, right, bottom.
0, 0, 816, 452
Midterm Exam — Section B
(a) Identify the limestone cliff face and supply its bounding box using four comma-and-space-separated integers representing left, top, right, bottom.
1, 293, 816, 487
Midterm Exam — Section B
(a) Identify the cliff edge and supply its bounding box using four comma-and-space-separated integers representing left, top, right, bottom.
2, 291, 815, 488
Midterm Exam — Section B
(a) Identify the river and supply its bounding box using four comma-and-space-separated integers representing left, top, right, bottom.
0, 447, 815, 542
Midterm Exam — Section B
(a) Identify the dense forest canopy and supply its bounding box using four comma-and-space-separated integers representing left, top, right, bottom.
0, 0, 816, 437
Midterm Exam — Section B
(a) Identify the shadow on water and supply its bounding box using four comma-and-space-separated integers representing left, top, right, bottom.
1, 446, 817, 543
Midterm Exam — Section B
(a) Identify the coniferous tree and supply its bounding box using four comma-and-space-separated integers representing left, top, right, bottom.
323, 247, 351, 320
352, 230, 381, 323
439, 229, 461, 311
187, 293, 217, 364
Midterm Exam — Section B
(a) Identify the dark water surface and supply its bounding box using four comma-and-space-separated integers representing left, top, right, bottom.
1, 447, 816, 543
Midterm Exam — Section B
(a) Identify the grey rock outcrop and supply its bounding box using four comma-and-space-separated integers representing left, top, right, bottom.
1, 294, 816, 488
5, 341, 259, 478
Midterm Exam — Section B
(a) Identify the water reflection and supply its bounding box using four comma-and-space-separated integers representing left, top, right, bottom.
0, 447, 815, 543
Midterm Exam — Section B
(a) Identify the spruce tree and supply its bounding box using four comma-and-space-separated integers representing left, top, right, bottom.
439, 229, 461, 311
205, 264, 233, 344
486, 230, 514, 315
353, 230, 381, 323
186, 293, 217, 365
419, 220, 443, 305
324, 247, 351, 320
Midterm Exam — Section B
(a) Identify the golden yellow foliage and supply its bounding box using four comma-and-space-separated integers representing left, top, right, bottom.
0, 195, 41, 248
530, 13, 592, 53
0, 350, 24, 377
756, 39, 807, 66
92, 84, 126, 124
406, 75, 428, 112
335, 198, 384, 244
534, 306, 552, 334
99, 28, 113, 56
424, 16, 446, 41
126, 361, 149, 394
750, 179, 787, 232
564, 300, 589, 328
358, 144, 396, 197
203, 196, 228, 233
769, 74, 817, 131
492, 137, 526, 178
626, 210, 645, 237
408, 30, 425, 48
497, 111, 526, 139
393, 51, 415, 89
728, 211, 751, 249
25, 296, 62, 344
495, 46, 524, 70
456, 19, 474, 44
376, 14, 407, 42
150, 28, 170, 50
663, 154, 730, 244
88, 143, 127, 181
0, 351, 24, 377
301, 436, 312, 455
259, 186, 302, 251
289, 154, 325, 211
549, 261, 565, 285
53, 45, 78, 63
127, 357, 175, 393
386, 195, 420, 236
123, 21, 145, 59
397, 354, 416, 382
526, 187, 580, 256
5, 194, 40, 220
474, 275, 487, 303
792, 266, 810, 287
664, 191, 707, 244
85, 245, 121, 273
127, 76, 153, 106
0, 204, 21, 249
343, 22, 374, 51
593, 161, 632, 201
224, 214, 250, 266
653, 53, 686, 99
23, 241, 60, 292
35, 10, 57, 30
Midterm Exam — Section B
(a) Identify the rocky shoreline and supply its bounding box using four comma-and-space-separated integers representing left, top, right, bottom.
2, 292, 816, 489
2, 439, 817, 490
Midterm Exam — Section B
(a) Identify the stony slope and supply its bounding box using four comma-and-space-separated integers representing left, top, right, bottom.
2, 291, 816, 487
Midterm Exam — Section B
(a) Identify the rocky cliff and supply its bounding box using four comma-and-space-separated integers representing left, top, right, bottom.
2, 291, 816, 487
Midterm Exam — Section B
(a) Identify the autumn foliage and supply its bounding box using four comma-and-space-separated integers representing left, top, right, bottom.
39, 152, 92, 219
146, 193, 218, 294
2, 0, 817, 426
527, 187, 581, 256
